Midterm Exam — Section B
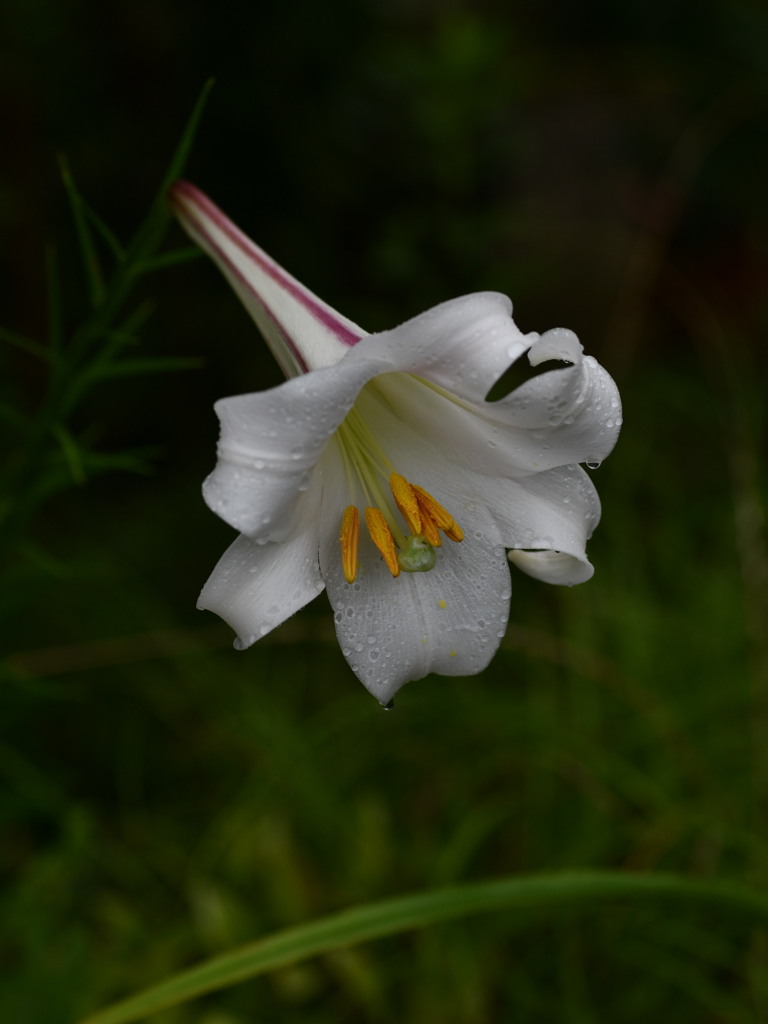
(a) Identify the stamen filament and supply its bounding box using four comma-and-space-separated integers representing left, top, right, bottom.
336, 418, 405, 546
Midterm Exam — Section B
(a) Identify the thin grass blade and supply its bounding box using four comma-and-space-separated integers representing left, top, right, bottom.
0, 327, 52, 361
76, 871, 768, 1024
136, 246, 204, 273
154, 77, 215, 202
59, 155, 105, 308
87, 356, 203, 379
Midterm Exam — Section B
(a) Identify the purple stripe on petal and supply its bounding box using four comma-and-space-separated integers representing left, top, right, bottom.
171, 185, 310, 374
170, 181, 363, 349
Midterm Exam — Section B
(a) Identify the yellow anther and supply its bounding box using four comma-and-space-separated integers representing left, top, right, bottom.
365, 507, 401, 578
443, 519, 464, 543
389, 472, 421, 535
417, 505, 442, 547
340, 505, 360, 583
412, 485, 464, 543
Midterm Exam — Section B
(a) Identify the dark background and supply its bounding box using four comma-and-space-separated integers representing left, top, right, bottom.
2, 1, 768, 1021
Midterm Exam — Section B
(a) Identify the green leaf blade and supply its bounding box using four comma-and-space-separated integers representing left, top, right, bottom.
59, 154, 106, 309
76, 871, 768, 1024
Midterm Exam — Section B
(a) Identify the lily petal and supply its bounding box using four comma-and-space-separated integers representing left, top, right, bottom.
367, 292, 536, 403
365, 332, 621, 478
204, 293, 542, 538
170, 181, 366, 375
204, 350, 390, 539
508, 548, 592, 585
491, 328, 622, 464
474, 465, 601, 583
175, 183, 622, 701
319, 460, 510, 703
198, 494, 325, 645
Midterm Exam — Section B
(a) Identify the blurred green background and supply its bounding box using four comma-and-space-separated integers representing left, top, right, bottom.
2, 0, 768, 1020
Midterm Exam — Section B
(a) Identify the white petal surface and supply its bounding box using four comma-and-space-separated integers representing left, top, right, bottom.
490, 328, 622, 465
367, 293, 536, 403
203, 294, 544, 540
171, 182, 366, 374
315, 441, 511, 703
366, 343, 621, 480
198, 515, 324, 646
508, 549, 593, 584
204, 350, 391, 539
321, 521, 511, 705
470, 465, 601, 584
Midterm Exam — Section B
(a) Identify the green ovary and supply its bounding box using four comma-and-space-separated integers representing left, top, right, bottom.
398, 535, 437, 574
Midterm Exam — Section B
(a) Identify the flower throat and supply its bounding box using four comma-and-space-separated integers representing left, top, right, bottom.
335, 404, 463, 584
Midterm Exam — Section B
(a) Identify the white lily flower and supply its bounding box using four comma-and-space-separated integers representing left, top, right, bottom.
171, 181, 621, 705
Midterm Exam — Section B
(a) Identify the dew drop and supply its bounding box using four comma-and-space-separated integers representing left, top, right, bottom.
585, 459, 602, 470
